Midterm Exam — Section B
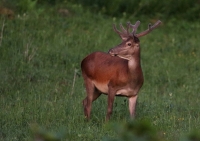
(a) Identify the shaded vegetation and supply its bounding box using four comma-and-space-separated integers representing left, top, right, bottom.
72, 0, 200, 21
1, 0, 200, 21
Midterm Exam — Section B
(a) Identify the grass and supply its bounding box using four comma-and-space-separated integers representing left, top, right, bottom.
0, 4, 200, 141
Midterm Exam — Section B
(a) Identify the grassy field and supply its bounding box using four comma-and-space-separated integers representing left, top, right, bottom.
0, 4, 200, 141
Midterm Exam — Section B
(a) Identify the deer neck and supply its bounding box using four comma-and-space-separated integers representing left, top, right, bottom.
128, 51, 141, 73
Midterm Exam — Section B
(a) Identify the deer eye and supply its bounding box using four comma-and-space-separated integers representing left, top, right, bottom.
127, 43, 132, 46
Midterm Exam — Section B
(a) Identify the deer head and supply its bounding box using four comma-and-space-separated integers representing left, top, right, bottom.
109, 20, 162, 60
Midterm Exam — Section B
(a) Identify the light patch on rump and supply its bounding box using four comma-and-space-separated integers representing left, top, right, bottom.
93, 81, 108, 94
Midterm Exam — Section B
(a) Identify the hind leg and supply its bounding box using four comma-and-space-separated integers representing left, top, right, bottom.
82, 78, 101, 120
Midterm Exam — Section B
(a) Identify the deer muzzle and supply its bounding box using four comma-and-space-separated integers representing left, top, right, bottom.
108, 49, 118, 56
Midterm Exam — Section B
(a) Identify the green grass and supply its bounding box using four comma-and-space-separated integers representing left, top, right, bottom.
0, 4, 200, 141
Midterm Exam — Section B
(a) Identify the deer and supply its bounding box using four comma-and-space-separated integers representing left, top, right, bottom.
81, 20, 162, 121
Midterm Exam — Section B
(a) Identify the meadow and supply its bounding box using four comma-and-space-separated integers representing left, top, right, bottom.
0, 3, 200, 141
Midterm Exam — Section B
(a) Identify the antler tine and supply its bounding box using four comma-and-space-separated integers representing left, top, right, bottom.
126, 22, 131, 34
113, 23, 133, 40
113, 23, 127, 34
136, 20, 162, 37
129, 21, 141, 35
120, 24, 127, 34
113, 24, 122, 35
113, 23, 128, 40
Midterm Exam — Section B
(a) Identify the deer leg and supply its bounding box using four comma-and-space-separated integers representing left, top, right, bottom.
83, 90, 101, 106
82, 97, 88, 118
106, 89, 116, 121
83, 90, 101, 111
82, 78, 101, 120
128, 95, 138, 118
82, 78, 94, 120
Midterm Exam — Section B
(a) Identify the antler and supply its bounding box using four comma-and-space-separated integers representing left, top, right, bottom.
113, 20, 162, 40
113, 21, 141, 40
129, 21, 140, 35
135, 20, 162, 37
113, 24, 128, 36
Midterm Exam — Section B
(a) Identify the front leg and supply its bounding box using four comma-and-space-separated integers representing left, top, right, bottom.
106, 88, 116, 121
128, 95, 138, 118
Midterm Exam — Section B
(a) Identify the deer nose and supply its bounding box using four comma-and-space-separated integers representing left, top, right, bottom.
108, 49, 117, 56
108, 49, 113, 54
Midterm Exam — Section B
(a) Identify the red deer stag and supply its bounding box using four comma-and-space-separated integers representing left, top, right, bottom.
81, 20, 162, 121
